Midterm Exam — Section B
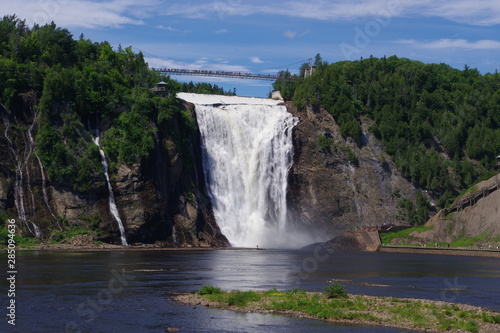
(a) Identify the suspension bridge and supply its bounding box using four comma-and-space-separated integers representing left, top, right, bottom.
151, 68, 298, 82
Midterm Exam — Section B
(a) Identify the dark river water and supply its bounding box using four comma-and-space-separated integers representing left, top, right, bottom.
1, 249, 499, 333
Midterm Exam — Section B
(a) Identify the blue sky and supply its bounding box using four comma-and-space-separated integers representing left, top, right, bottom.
3, 0, 500, 97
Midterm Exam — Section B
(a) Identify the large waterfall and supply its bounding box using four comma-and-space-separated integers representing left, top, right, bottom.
178, 93, 299, 248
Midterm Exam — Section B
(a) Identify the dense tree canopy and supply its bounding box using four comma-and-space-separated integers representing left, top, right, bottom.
290, 55, 500, 207
0, 15, 234, 192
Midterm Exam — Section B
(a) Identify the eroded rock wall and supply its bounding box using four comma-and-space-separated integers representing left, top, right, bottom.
0, 101, 228, 247
286, 102, 427, 236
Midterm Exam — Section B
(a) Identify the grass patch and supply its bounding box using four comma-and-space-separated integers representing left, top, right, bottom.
380, 226, 433, 245
449, 230, 491, 247
12, 236, 41, 248
427, 230, 494, 248
460, 320, 479, 333
482, 313, 500, 323
196, 287, 262, 307
50, 228, 89, 243
0, 225, 41, 248
189, 285, 499, 333
197, 286, 224, 295
487, 235, 500, 243
226, 291, 262, 307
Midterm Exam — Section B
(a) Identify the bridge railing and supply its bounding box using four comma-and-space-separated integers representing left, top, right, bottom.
151, 68, 298, 82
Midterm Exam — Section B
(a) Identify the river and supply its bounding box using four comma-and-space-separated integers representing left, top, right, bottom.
1, 249, 499, 332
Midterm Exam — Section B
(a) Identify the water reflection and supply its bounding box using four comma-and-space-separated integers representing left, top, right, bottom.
1, 249, 498, 332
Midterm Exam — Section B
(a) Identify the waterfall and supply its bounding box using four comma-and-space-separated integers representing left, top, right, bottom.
2, 107, 42, 237
34, 152, 60, 229
2, 111, 26, 221
31, 222, 42, 238
29, 108, 61, 231
92, 135, 128, 246
177, 93, 298, 248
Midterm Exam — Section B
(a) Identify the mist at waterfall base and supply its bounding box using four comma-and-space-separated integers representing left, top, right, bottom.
179, 93, 326, 249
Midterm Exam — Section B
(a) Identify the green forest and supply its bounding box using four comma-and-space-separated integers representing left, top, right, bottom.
275, 54, 500, 208
0, 15, 233, 193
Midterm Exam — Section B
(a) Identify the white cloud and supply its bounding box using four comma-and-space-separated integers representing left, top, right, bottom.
214, 29, 229, 34
4, 0, 499, 30
159, 0, 500, 27
298, 30, 311, 38
250, 57, 264, 64
156, 25, 177, 32
0, 0, 158, 28
284, 29, 311, 39
283, 30, 297, 39
393, 39, 418, 45
156, 25, 190, 34
159, 1, 397, 21
427, 39, 500, 50
394, 39, 500, 50
413, 0, 500, 26
161, 3, 220, 19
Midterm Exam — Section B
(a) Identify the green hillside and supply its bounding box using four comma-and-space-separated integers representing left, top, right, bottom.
281, 55, 500, 207
0, 15, 233, 192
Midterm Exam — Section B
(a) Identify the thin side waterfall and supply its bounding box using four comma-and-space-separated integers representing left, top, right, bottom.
178, 93, 299, 248
29, 108, 61, 230
34, 152, 60, 229
23, 110, 37, 222
92, 135, 128, 246
2, 107, 41, 237
31, 222, 42, 238
2, 111, 26, 221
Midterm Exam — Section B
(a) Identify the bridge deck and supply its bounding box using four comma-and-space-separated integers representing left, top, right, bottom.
151, 68, 297, 81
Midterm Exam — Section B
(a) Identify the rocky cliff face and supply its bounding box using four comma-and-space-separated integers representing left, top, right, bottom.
286, 102, 433, 236
1, 95, 438, 247
0, 101, 228, 247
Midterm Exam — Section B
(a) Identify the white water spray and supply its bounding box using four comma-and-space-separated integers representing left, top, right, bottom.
93, 135, 128, 246
178, 93, 300, 248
